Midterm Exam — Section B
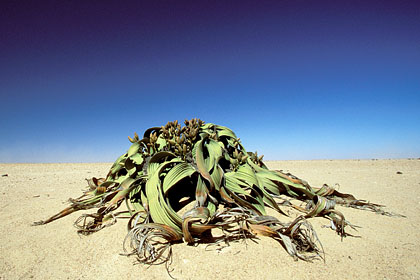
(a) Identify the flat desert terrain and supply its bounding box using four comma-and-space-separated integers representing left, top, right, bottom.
0, 159, 419, 279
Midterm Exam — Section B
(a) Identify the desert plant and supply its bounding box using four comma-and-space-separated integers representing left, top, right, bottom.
34, 118, 394, 265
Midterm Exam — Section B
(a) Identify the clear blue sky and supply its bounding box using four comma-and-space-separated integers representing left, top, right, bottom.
1, 0, 419, 163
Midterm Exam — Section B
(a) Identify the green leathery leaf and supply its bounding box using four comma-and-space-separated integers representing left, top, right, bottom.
249, 188, 266, 214
128, 167, 137, 176
115, 174, 129, 184
162, 162, 196, 195
224, 172, 250, 196
205, 139, 223, 170
251, 173, 288, 215
145, 160, 184, 233
127, 142, 140, 157
100, 180, 118, 188
255, 172, 283, 195
146, 161, 158, 175
216, 125, 237, 138
109, 177, 137, 205
200, 122, 214, 130
128, 185, 145, 214
270, 173, 315, 198
236, 164, 259, 187
210, 165, 223, 191
156, 136, 167, 151
225, 188, 264, 215
204, 157, 212, 170
110, 161, 123, 175
219, 186, 235, 203
130, 153, 144, 165
146, 174, 176, 230
224, 172, 266, 214
194, 139, 214, 190
207, 201, 216, 216
246, 156, 269, 171
254, 167, 313, 198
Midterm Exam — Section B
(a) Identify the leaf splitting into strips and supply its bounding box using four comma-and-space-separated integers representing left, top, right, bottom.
216, 125, 237, 138
205, 139, 223, 171
145, 159, 186, 234
194, 139, 215, 191
162, 162, 196, 195
254, 174, 288, 215
210, 164, 224, 191
108, 177, 138, 206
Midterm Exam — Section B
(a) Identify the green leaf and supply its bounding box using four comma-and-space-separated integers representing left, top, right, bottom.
216, 125, 237, 138
162, 162, 196, 195
127, 142, 140, 157
146, 163, 180, 233
194, 139, 214, 190
130, 153, 144, 165
155, 136, 167, 151
205, 139, 223, 170
210, 165, 223, 191
109, 177, 137, 205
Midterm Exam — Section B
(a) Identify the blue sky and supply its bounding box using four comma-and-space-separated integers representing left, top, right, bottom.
1, 0, 419, 162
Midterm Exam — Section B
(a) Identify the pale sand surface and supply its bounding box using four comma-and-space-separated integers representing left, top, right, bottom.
0, 159, 419, 279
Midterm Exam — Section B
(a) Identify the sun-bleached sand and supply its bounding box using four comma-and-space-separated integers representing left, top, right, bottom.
0, 159, 419, 279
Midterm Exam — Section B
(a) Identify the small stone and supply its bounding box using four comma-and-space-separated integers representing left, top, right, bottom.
396, 171, 403, 174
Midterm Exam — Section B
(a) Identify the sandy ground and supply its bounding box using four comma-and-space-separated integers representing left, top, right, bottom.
0, 159, 419, 279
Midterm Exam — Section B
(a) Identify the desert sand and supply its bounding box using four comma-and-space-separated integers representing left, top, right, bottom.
0, 159, 419, 279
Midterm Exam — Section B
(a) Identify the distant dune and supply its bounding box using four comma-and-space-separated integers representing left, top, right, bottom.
0, 159, 419, 279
